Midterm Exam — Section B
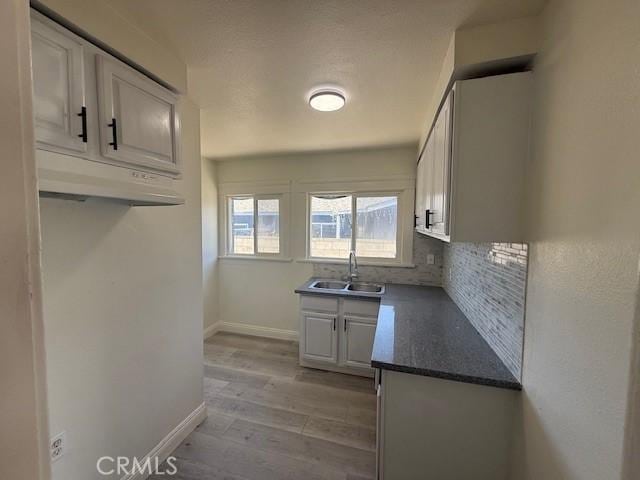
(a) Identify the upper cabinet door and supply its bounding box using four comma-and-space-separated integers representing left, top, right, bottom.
96, 55, 180, 176
415, 137, 433, 232
31, 17, 87, 155
415, 153, 425, 229
430, 90, 453, 236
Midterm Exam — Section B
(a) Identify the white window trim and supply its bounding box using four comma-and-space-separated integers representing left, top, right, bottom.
221, 192, 291, 260
304, 188, 412, 266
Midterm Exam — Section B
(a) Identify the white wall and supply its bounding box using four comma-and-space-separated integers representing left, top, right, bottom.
213, 145, 425, 338
40, 97, 204, 480
511, 1, 640, 479
0, 1, 50, 479
202, 157, 219, 335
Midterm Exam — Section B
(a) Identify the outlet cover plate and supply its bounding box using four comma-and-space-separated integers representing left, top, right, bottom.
50, 431, 66, 463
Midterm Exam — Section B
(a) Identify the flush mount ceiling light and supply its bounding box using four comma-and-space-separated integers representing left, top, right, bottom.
309, 89, 346, 112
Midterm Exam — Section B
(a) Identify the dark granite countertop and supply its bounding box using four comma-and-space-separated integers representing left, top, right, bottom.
373, 284, 520, 390
295, 280, 521, 391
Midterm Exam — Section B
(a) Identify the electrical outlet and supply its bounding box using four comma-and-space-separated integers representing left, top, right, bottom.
427, 254, 435, 265
50, 432, 66, 463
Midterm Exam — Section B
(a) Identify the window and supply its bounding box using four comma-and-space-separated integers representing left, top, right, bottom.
228, 196, 281, 256
308, 193, 399, 261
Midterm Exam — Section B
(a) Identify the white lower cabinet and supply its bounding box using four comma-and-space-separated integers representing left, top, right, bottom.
342, 316, 377, 369
301, 312, 338, 364
299, 295, 379, 377
376, 369, 517, 480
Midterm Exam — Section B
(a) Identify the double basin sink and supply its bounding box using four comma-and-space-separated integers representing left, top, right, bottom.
310, 279, 385, 295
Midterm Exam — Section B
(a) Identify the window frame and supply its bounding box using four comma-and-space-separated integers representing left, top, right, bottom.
306, 190, 403, 265
225, 193, 288, 259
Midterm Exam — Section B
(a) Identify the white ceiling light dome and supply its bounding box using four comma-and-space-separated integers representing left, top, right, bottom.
309, 89, 346, 112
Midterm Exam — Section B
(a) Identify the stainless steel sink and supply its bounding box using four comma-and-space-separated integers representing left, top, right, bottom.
310, 280, 348, 290
347, 282, 385, 293
308, 279, 385, 295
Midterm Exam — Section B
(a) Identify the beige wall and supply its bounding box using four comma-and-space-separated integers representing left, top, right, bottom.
202, 158, 219, 333
214, 146, 417, 337
511, 1, 640, 479
0, 1, 50, 479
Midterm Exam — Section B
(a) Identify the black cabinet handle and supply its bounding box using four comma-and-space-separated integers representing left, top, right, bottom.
77, 106, 87, 143
333, 317, 336, 331
108, 118, 118, 150
426, 209, 433, 229
414, 215, 419, 227
344, 318, 347, 332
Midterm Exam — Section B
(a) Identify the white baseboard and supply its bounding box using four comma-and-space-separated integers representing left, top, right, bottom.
217, 321, 299, 341
203, 322, 221, 340
123, 402, 207, 480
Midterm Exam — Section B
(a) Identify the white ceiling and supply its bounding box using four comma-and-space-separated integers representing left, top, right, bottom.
107, 0, 545, 159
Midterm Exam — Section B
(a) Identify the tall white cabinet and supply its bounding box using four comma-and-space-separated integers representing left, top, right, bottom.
31, 10, 183, 205
415, 72, 531, 242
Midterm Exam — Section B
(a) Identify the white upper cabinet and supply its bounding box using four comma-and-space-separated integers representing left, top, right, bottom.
415, 72, 531, 242
30, 9, 183, 205
31, 17, 87, 155
429, 90, 452, 236
96, 55, 180, 176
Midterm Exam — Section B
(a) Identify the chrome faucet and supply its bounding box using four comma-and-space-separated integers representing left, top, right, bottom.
347, 250, 359, 282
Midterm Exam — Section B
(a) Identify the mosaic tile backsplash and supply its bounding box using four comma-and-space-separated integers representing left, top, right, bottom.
443, 243, 528, 380
313, 233, 443, 286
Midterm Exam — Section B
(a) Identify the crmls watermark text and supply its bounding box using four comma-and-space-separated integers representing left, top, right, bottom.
96, 456, 177, 476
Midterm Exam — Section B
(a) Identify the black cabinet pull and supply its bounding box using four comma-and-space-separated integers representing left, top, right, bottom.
426, 209, 433, 228
108, 118, 118, 150
333, 317, 336, 331
77, 106, 87, 143
344, 318, 347, 332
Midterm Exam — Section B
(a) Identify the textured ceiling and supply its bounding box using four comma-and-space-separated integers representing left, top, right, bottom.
106, 0, 545, 158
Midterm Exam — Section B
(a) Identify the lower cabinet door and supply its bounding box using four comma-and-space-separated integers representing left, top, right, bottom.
302, 312, 338, 364
342, 316, 377, 369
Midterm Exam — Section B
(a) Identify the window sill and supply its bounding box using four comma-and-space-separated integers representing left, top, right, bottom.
219, 255, 293, 263
295, 258, 416, 268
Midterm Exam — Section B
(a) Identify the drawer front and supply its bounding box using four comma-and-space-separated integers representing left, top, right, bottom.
343, 298, 380, 317
301, 295, 339, 313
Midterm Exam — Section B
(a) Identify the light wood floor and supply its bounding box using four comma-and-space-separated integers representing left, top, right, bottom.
151, 332, 376, 480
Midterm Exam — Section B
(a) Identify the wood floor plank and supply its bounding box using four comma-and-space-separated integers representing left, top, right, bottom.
165, 334, 377, 479
265, 377, 377, 412
207, 395, 309, 433
203, 364, 270, 389
194, 409, 235, 438
178, 431, 346, 480
204, 342, 238, 363
302, 416, 376, 452
223, 419, 375, 479
147, 457, 248, 480
345, 405, 377, 428
294, 369, 375, 394
219, 380, 348, 422
204, 377, 230, 398
223, 349, 303, 378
